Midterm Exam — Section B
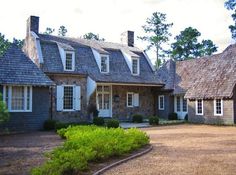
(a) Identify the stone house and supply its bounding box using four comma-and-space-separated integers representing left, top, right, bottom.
0, 44, 53, 131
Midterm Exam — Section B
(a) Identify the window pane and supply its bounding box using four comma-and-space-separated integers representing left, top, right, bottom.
177, 97, 181, 112
27, 87, 30, 110
183, 98, 187, 112
132, 59, 138, 74
11, 86, 24, 110
63, 86, 73, 110
101, 56, 108, 72
97, 86, 102, 92
103, 86, 110, 92
103, 94, 110, 109
197, 99, 202, 114
216, 99, 222, 114
128, 94, 133, 106
159, 96, 164, 109
97, 94, 103, 110
65, 53, 73, 70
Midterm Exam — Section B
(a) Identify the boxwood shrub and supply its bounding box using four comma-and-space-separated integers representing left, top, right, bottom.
168, 112, 178, 120
93, 117, 105, 126
149, 116, 159, 125
31, 126, 149, 175
132, 114, 143, 123
106, 119, 119, 128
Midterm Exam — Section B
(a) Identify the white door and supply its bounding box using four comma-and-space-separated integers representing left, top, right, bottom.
174, 96, 188, 119
96, 85, 111, 117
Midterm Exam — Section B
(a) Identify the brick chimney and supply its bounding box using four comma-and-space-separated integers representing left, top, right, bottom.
121, 31, 134, 47
26, 16, 39, 36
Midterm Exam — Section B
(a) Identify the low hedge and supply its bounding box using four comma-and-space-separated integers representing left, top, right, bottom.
106, 119, 119, 128
132, 114, 143, 123
43, 119, 56, 130
93, 117, 105, 126
168, 112, 178, 120
149, 116, 159, 125
31, 126, 149, 175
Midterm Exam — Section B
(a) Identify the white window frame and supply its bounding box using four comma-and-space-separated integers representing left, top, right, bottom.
62, 85, 75, 111
100, 55, 109, 73
195, 99, 203, 115
127, 92, 139, 107
158, 95, 165, 110
3, 85, 32, 112
214, 99, 223, 116
64, 51, 75, 71
131, 58, 140, 75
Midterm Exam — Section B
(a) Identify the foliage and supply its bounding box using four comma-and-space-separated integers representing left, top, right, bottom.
83, 32, 105, 41
225, 0, 236, 40
13, 38, 24, 48
55, 121, 91, 130
43, 27, 55, 35
0, 33, 10, 56
93, 117, 105, 126
139, 12, 173, 68
132, 114, 143, 123
170, 27, 217, 60
168, 112, 178, 120
106, 119, 119, 128
58, 25, 68, 36
87, 103, 99, 117
149, 116, 159, 125
31, 126, 149, 175
0, 93, 9, 124
43, 119, 56, 130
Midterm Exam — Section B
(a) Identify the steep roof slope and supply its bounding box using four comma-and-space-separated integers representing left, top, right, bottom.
38, 34, 163, 85
0, 44, 53, 86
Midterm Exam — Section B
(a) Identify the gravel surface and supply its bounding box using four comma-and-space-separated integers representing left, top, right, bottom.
104, 124, 236, 175
0, 131, 63, 175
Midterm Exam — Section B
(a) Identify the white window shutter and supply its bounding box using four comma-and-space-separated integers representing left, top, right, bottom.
56, 86, 63, 111
133, 93, 139, 107
74, 86, 81, 110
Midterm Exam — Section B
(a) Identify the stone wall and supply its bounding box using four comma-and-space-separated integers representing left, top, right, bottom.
188, 99, 234, 124
156, 92, 174, 119
48, 74, 89, 122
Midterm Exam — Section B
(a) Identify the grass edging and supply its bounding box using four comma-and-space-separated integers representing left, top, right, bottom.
93, 145, 153, 175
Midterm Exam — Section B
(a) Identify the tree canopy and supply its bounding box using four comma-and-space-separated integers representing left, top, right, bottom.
225, 0, 236, 40
0, 33, 10, 56
83, 32, 105, 41
139, 12, 173, 68
58, 26, 68, 36
170, 27, 217, 60
44, 27, 55, 35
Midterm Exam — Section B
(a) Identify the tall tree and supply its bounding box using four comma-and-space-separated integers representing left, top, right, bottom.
44, 27, 55, 35
83, 32, 105, 41
170, 27, 217, 60
0, 33, 10, 56
225, 0, 236, 40
13, 38, 24, 48
139, 12, 173, 68
58, 25, 68, 36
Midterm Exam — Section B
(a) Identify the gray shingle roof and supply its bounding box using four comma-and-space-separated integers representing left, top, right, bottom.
0, 44, 53, 86
38, 34, 163, 85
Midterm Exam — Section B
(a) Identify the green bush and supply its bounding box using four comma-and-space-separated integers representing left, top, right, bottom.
132, 114, 143, 123
168, 112, 178, 120
32, 126, 149, 175
106, 119, 119, 128
149, 116, 159, 125
0, 93, 9, 124
93, 117, 105, 126
55, 121, 91, 130
43, 119, 56, 130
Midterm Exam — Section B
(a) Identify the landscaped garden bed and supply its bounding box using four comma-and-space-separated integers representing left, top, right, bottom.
31, 125, 149, 175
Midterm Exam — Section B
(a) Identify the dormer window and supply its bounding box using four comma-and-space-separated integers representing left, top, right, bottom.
132, 58, 139, 75
65, 51, 75, 71
101, 55, 109, 73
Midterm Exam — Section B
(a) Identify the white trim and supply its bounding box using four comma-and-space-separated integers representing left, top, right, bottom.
127, 92, 134, 107
97, 82, 162, 87
31, 31, 43, 63
62, 85, 75, 111
158, 95, 165, 110
121, 50, 132, 73
92, 48, 102, 71
214, 99, 223, 116
64, 51, 75, 71
195, 99, 203, 115
143, 51, 155, 72
131, 58, 140, 75
100, 54, 110, 73
96, 85, 112, 117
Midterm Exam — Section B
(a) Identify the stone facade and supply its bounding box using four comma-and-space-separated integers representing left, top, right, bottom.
48, 74, 89, 122
188, 99, 234, 124
156, 92, 174, 119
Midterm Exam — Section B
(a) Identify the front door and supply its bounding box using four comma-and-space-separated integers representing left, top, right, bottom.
174, 96, 188, 119
96, 85, 111, 117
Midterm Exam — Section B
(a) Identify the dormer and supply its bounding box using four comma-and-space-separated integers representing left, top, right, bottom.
131, 57, 140, 75
121, 50, 140, 76
57, 43, 75, 71
92, 48, 110, 74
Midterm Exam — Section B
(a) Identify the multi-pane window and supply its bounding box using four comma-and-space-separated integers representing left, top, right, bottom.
3, 86, 32, 112
63, 86, 74, 110
127, 93, 133, 107
176, 96, 181, 112
65, 52, 73, 70
183, 98, 187, 112
132, 58, 139, 75
97, 86, 110, 110
101, 55, 109, 73
158, 95, 164, 110
196, 99, 203, 115
214, 99, 223, 116
127, 92, 139, 107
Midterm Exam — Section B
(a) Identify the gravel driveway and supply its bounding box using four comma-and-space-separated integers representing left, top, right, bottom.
105, 124, 236, 175
0, 131, 63, 175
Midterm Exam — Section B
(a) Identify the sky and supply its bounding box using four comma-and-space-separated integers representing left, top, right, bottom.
0, 0, 234, 62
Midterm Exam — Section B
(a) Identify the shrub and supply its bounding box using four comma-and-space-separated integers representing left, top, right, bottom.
149, 116, 159, 125
184, 114, 188, 121
43, 119, 56, 130
32, 126, 149, 175
93, 117, 105, 126
132, 114, 143, 123
106, 119, 119, 128
168, 112, 178, 120
55, 122, 70, 130
0, 93, 9, 124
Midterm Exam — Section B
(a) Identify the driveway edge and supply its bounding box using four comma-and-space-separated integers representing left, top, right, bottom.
93, 145, 153, 175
